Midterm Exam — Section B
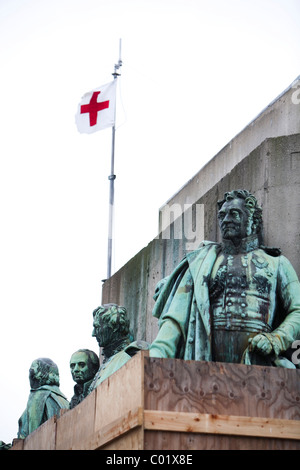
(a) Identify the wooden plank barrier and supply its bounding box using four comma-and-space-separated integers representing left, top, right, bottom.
11, 352, 300, 450
144, 410, 300, 440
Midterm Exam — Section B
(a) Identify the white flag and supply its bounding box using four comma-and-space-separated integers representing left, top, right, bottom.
75, 80, 116, 134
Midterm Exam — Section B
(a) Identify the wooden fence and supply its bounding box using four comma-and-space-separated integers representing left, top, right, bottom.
11, 352, 300, 450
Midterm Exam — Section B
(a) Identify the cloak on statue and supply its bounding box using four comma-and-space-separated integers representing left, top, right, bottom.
18, 385, 69, 438
150, 240, 300, 367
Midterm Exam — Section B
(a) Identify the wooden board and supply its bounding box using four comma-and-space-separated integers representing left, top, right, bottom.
22, 416, 57, 450
144, 357, 300, 420
144, 430, 300, 450
56, 389, 96, 450
144, 410, 300, 439
94, 351, 146, 433
143, 357, 300, 450
10, 439, 24, 450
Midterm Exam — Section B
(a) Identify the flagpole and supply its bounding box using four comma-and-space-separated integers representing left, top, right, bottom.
107, 39, 122, 279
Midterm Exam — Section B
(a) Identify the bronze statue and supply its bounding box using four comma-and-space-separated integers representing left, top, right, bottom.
88, 303, 149, 391
150, 189, 300, 368
18, 358, 69, 439
69, 349, 99, 409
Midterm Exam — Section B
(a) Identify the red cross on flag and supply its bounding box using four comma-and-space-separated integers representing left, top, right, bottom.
75, 80, 117, 134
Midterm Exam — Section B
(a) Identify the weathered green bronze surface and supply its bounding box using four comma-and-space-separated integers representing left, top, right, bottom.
88, 304, 149, 391
150, 189, 300, 368
18, 358, 69, 439
69, 349, 99, 409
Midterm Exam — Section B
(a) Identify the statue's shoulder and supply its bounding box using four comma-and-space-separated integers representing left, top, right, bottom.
259, 245, 282, 257
186, 240, 220, 263
40, 385, 67, 399
124, 340, 150, 357
191, 240, 219, 251
33, 385, 53, 396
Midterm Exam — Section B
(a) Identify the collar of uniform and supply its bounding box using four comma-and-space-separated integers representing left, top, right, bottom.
74, 378, 94, 396
222, 233, 260, 254
102, 336, 131, 363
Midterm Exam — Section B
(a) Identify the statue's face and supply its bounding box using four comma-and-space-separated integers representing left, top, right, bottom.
218, 198, 251, 242
70, 352, 93, 384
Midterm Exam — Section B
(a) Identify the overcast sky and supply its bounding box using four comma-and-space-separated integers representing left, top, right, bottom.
0, 0, 299, 444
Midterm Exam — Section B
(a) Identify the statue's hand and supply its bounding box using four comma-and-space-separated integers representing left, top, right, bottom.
248, 334, 273, 356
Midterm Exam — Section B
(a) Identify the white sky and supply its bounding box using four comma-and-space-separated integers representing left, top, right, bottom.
0, 0, 299, 444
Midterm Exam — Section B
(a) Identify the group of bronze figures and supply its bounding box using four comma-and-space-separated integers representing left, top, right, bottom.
17, 304, 149, 440
11, 190, 300, 443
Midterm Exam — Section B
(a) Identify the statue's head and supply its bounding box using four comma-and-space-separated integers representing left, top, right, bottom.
29, 358, 60, 390
69, 349, 99, 385
217, 190, 263, 244
92, 303, 130, 348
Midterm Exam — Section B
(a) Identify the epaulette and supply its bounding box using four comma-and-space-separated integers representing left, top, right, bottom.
260, 245, 282, 257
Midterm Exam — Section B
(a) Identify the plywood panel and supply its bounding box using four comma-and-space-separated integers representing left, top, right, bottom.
144, 410, 300, 439
56, 389, 96, 450
23, 416, 56, 450
144, 430, 300, 450
77, 407, 143, 450
94, 351, 148, 431
144, 358, 300, 420
10, 439, 24, 450
101, 428, 144, 450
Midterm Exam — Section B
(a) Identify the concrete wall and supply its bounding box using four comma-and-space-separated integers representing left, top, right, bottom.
102, 79, 300, 345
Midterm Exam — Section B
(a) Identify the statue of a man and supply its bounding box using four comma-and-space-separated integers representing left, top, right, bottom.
88, 303, 149, 391
150, 189, 300, 368
69, 349, 99, 409
18, 358, 69, 439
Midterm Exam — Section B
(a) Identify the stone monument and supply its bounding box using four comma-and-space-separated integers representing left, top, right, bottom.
150, 189, 300, 368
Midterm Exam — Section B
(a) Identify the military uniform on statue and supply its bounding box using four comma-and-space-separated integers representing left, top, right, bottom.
150, 190, 300, 368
